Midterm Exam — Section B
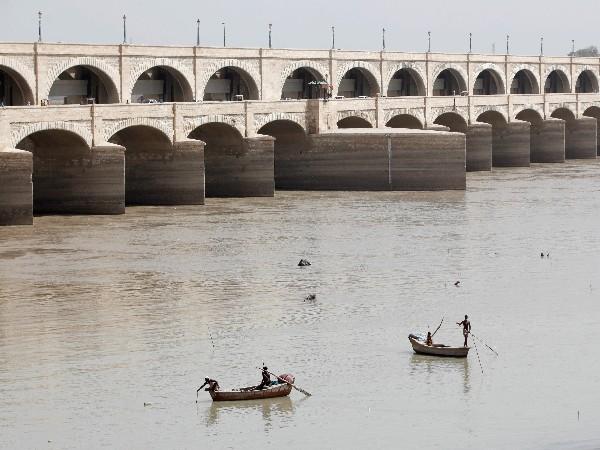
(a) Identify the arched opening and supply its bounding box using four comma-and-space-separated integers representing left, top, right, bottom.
515, 109, 544, 127
434, 112, 468, 133
338, 68, 378, 98
188, 123, 246, 197
385, 114, 423, 129
337, 116, 373, 128
48, 65, 119, 105
258, 120, 307, 188
203, 66, 259, 101
0, 66, 34, 106
545, 70, 570, 93
510, 70, 539, 94
15, 129, 91, 214
108, 125, 175, 205
433, 69, 467, 96
473, 69, 504, 95
281, 67, 325, 99
550, 107, 575, 122
132, 66, 193, 103
583, 106, 600, 155
387, 69, 424, 97
575, 70, 599, 93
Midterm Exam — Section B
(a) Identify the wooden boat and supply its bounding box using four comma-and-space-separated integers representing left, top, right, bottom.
209, 375, 295, 402
408, 334, 469, 358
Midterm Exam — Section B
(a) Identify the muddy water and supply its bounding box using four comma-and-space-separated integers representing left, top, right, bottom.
1, 161, 600, 449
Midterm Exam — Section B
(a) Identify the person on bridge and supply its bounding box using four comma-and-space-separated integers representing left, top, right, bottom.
255, 366, 271, 390
456, 315, 471, 347
197, 377, 220, 393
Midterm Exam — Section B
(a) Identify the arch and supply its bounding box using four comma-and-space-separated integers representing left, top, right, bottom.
131, 65, 194, 103
510, 69, 540, 94
386, 114, 423, 129
477, 110, 508, 128
47, 65, 120, 104
43, 57, 120, 103
337, 116, 373, 128
15, 129, 91, 214
254, 112, 306, 133
335, 61, 380, 97
583, 106, 600, 155
550, 107, 576, 122
575, 70, 599, 93
10, 121, 92, 148
386, 68, 425, 97
0, 56, 36, 103
203, 66, 260, 101
188, 122, 246, 197
257, 120, 307, 188
515, 108, 544, 126
103, 117, 173, 143
544, 69, 570, 93
0, 64, 35, 106
473, 68, 505, 95
129, 58, 195, 102
432, 66, 468, 96
434, 112, 468, 133
280, 66, 326, 100
199, 59, 261, 101
279, 60, 329, 97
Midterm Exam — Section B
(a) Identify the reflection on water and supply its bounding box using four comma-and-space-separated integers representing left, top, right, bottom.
1, 161, 600, 449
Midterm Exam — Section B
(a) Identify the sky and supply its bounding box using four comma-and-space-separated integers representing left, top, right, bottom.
2, 0, 598, 56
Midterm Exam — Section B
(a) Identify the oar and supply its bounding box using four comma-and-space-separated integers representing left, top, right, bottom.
470, 333, 499, 356
258, 368, 312, 397
431, 317, 445, 338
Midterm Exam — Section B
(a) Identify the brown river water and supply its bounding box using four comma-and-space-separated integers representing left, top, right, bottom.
1, 161, 600, 449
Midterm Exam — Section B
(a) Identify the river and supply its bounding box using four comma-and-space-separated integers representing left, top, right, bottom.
1, 161, 600, 449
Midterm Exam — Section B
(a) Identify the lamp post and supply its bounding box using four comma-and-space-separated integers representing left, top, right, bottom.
269, 23, 272, 49
331, 26, 335, 49
427, 31, 431, 52
222, 22, 226, 47
196, 19, 200, 46
571, 39, 575, 55
122, 15, 127, 44
540, 37, 544, 56
506, 34, 510, 54
382, 28, 386, 51
469, 32, 472, 53
38, 11, 43, 43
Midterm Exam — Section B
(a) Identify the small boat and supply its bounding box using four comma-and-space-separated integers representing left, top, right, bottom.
209, 374, 295, 402
408, 334, 469, 358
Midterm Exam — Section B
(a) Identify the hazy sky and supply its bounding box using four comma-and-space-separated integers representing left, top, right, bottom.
2, 0, 598, 56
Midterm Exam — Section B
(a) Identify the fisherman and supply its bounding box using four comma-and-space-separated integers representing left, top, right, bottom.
197, 377, 220, 394
255, 366, 271, 390
456, 315, 471, 347
425, 331, 433, 346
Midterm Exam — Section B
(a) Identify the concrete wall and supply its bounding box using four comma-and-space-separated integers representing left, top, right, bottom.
565, 117, 597, 159
492, 121, 531, 167
466, 123, 492, 171
32, 144, 125, 215
276, 130, 465, 191
0, 149, 33, 225
530, 119, 565, 163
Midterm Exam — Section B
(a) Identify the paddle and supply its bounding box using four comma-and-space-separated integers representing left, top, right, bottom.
431, 317, 444, 338
258, 368, 312, 397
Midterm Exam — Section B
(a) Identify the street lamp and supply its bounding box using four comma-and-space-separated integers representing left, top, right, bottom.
469, 32, 472, 53
269, 23, 272, 49
196, 19, 200, 46
382, 28, 386, 51
540, 37, 544, 56
38, 11, 43, 43
122, 15, 127, 44
222, 22, 226, 47
427, 31, 431, 53
331, 26, 335, 50
506, 35, 510, 55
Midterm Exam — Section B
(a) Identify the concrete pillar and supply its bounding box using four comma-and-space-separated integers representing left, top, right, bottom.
492, 120, 530, 167
125, 139, 205, 205
530, 119, 565, 163
33, 144, 125, 215
565, 117, 597, 159
466, 123, 492, 171
0, 149, 33, 225
205, 135, 274, 197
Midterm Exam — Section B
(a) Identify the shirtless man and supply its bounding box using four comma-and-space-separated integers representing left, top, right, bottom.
457, 315, 471, 347
197, 377, 220, 394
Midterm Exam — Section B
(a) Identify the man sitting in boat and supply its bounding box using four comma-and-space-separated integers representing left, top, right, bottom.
425, 331, 433, 346
457, 315, 471, 347
197, 377, 220, 393
255, 366, 271, 390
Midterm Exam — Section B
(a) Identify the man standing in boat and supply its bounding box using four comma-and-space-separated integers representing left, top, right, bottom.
457, 315, 471, 347
197, 377, 220, 393
255, 366, 271, 390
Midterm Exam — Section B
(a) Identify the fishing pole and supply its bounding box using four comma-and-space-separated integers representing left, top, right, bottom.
470, 332, 498, 356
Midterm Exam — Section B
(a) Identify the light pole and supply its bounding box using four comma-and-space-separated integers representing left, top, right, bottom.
571, 39, 575, 55
222, 22, 226, 47
196, 19, 200, 46
382, 28, 386, 51
38, 11, 43, 43
122, 15, 127, 44
540, 37, 544, 56
427, 31, 431, 53
506, 35, 510, 55
331, 26, 335, 50
469, 32, 472, 53
269, 23, 272, 49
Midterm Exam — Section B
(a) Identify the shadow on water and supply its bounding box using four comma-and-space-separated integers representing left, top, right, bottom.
204, 396, 295, 429
409, 353, 471, 394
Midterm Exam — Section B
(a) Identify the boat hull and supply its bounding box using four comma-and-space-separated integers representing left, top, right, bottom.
209, 383, 293, 402
409, 336, 469, 358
